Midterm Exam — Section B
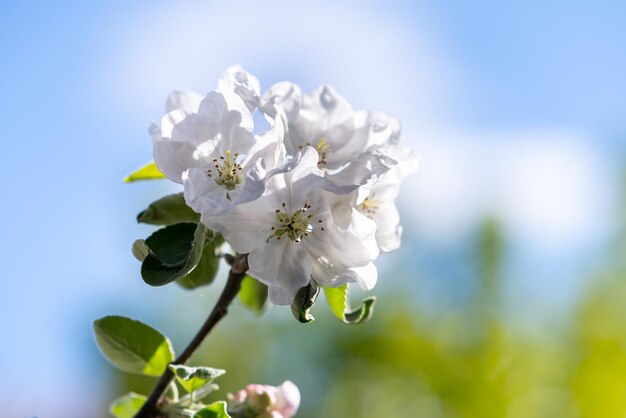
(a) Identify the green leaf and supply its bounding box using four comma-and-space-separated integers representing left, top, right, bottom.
323, 285, 376, 325
141, 223, 207, 286
168, 364, 226, 394
238, 276, 269, 314
179, 383, 220, 404
93, 315, 174, 376
109, 392, 146, 418
194, 401, 231, 418
124, 161, 166, 182
176, 239, 220, 290
291, 281, 320, 323
137, 193, 200, 226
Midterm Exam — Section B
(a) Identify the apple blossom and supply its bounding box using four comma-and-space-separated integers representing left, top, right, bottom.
206, 147, 378, 305
356, 143, 419, 252
260, 83, 402, 195
183, 107, 287, 216
153, 89, 254, 183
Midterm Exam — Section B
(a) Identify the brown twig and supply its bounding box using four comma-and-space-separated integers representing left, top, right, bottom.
134, 254, 248, 418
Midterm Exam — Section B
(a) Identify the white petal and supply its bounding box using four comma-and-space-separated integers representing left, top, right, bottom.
266, 147, 324, 210
207, 196, 277, 254
323, 150, 396, 195
165, 89, 203, 113
350, 209, 380, 259
284, 86, 349, 155
248, 239, 312, 305
320, 190, 357, 229
196, 91, 255, 152
183, 167, 230, 214
154, 139, 200, 183
259, 81, 302, 120
360, 110, 402, 146
217, 65, 261, 113
345, 262, 378, 291
303, 85, 353, 128
376, 143, 420, 182
306, 215, 372, 287
323, 111, 399, 168
250, 107, 287, 169
358, 178, 403, 253
374, 201, 402, 252
159, 108, 194, 142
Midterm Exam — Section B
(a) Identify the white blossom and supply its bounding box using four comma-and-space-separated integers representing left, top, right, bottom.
206, 148, 377, 305
149, 67, 419, 305
261, 83, 400, 193
355, 143, 419, 252
153, 90, 254, 183
184, 108, 287, 217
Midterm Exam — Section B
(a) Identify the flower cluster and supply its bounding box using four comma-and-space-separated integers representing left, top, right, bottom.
152, 66, 418, 305
228, 380, 300, 418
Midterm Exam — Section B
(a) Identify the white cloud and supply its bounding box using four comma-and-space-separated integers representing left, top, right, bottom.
96, 0, 457, 129
401, 130, 615, 254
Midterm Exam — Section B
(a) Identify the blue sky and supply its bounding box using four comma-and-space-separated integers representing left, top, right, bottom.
1, 1, 625, 416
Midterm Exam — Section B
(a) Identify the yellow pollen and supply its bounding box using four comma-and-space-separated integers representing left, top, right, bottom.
315, 138, 331, 166
358, 196, 381, 218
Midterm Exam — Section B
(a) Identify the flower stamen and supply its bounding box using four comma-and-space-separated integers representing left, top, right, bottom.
298, 139, 331, 167
267, 202, 323, 243
314, 138, 330, 166
207, 150, 243, 200
357, 195, 381, 218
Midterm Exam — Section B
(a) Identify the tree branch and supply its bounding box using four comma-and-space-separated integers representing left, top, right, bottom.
134, 254, 248, 418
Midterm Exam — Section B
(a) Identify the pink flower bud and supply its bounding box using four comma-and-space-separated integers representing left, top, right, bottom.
273, 381, 300, 418
228, 380, 301, 418
246, 385, 276, 411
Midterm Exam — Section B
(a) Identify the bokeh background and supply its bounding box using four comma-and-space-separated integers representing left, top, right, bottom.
2, 1, 626, 417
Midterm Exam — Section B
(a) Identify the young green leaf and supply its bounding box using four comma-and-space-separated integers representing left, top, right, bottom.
168, 364, 226, 393
291, 281, 320, 323
194, 401, 231, 418
176, 240, 220, 290
124, 161, 166, 182
238, 276, 269, 315
141, 223, 207, 286
179, 383, 220, 404
109, 392, 147, 418
137, 193, 200, 225
93, 315, 174, 376
323, 285, 376, 325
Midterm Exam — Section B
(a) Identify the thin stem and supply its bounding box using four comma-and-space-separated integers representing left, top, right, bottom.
134, 255, 248, 418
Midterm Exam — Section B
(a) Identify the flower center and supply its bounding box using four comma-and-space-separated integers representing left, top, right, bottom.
357, 195, 381, 218
207, 150, 243, 199
299, 138, 331, 167
268, 202, 325, 244
314, 138, 331, 166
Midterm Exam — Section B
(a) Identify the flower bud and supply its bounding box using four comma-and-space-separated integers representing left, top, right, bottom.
228, 380, 300, 418
273, 381, 300, 418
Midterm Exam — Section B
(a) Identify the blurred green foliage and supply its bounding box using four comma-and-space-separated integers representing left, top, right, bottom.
107, 217, 626, 418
